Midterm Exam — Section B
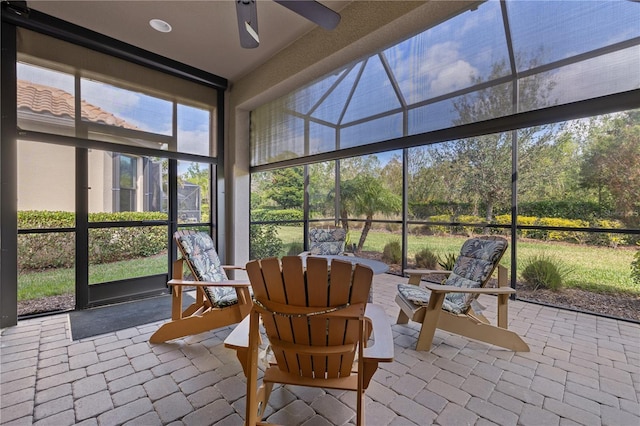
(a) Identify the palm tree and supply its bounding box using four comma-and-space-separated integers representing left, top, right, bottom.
339, 175, 401, 252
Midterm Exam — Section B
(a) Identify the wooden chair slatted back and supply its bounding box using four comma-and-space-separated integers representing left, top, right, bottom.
246, 256, 373, 380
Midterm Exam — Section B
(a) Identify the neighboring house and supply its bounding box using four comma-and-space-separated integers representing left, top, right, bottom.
16, 79, 173, 216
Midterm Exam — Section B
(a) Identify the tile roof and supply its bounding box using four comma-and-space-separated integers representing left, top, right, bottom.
17, 79, 138, 130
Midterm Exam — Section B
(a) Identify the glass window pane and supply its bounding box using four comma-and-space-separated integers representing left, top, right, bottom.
309, 122, 336, 155
309, 161, 336, 220
18, 232, 75, 315
18, 140, 75, 221
178, 104, 212, 156
17, 63, 76, 136
516, 236, 636, 298
519, 47, 640, 112
286, 67, 348, 115
385, 0, 509, 104
408, 134, 511, 222
408, 81, 513, 135
81, 78, 172, 135
518, 110, 640, 233
17, 140, 76, 315
279, 224, 304, 256
339, 154, 402, 223
340, 113, 403, 149
342, 55, 401, 124
178, 161, 211, 224
89, 150, 168, 220
251, 107, 305, 166
507, 0, 640, 72
312, 64, 361, 124
249, 224, 286, 259
89, 226, 168, 284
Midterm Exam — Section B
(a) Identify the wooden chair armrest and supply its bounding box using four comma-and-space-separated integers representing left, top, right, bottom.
224, 304, 396, 360
299, 252, 353, 257
167, 279, 251, 288
363, 304, 394, 362
222, 265, 245, 271
424, 283, 516, 295
224, 314, 251, 350
405, 269, 451, 276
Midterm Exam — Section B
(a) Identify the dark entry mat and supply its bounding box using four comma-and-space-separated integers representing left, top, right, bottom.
69, 293, 194, 340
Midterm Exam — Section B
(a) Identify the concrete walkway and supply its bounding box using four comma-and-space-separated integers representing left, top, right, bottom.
2, 274, 639, 425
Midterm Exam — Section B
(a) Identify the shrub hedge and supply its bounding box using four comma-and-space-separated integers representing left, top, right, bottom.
251, 208, 303, 223
18, 211, 168, 271
410, 200, 615, 221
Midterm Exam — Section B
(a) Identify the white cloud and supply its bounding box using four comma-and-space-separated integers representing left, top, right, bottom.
178, 128, 210, 156
81, 81, 141, 115
420, 42, 478, 97
429, 60, 478, 95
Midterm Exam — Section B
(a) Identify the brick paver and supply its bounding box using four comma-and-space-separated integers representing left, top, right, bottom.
1, 274, 639, 425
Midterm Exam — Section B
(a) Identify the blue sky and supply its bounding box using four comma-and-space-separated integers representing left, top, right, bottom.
17, 63, 211, 158
18, 0, 640, 169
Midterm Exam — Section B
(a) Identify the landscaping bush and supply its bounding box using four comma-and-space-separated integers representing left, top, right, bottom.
521, 254, 572, 291
415, 247, 439, 269
493, 214, 537, 238
89, 226, 166, 264
18, 211, 168, 271
250, 224, 283, 259
382, 240, 402, 264
516, 200, 614, 221
586, 219, 626, 248
455, 214, 485, 236
438, 253, 457, 270
427, 215, 453, 235
529, 217, 589, 243
251, 208, 303, 223
286, 242, 304, 256
631, 249, 640, 287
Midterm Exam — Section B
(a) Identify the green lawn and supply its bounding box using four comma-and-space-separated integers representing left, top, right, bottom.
18, 254, 167, 300
276, 226, 638, 295
18, 229, 638, 301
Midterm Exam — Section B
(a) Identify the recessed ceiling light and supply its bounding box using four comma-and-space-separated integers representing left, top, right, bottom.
149, 19, 172, 33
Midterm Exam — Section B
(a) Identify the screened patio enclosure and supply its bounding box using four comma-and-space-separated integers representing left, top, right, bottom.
251, 0, 639, 166
249, 0, 640, 318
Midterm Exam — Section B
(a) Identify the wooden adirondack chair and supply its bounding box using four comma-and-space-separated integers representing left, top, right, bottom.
149, 230, 252, 343
224, 256, 394, 426
396, 236, 529, 352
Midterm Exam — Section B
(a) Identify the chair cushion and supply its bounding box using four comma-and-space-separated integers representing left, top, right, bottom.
176, 233, 238, 308
309, 228, 346, 255
397, 283, 464, 314
443, 238, 507, 312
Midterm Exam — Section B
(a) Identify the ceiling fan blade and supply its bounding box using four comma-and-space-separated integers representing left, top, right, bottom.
274, 0, 341, 30
236, 0, 259, 48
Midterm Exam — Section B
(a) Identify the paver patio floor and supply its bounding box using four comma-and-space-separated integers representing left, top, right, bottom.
2, 274, 639, 425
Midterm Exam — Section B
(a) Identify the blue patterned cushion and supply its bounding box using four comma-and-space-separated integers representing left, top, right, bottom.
176, 233, 238, 308
309, 228, 346, 255
398, 283, 463, 313
401, 237, 507, 314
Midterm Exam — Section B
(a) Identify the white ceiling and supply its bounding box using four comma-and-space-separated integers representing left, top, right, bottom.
27, 0, 352, 83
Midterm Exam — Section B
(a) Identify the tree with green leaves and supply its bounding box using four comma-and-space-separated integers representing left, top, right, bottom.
409, 56, 563, 222
579, 110, 640, 223
308, 161, 336, 218
339, 173, 402, 252
263, 166, 304, 209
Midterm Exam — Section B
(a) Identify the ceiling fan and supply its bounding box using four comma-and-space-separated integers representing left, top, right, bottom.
236, 0, 341, 48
